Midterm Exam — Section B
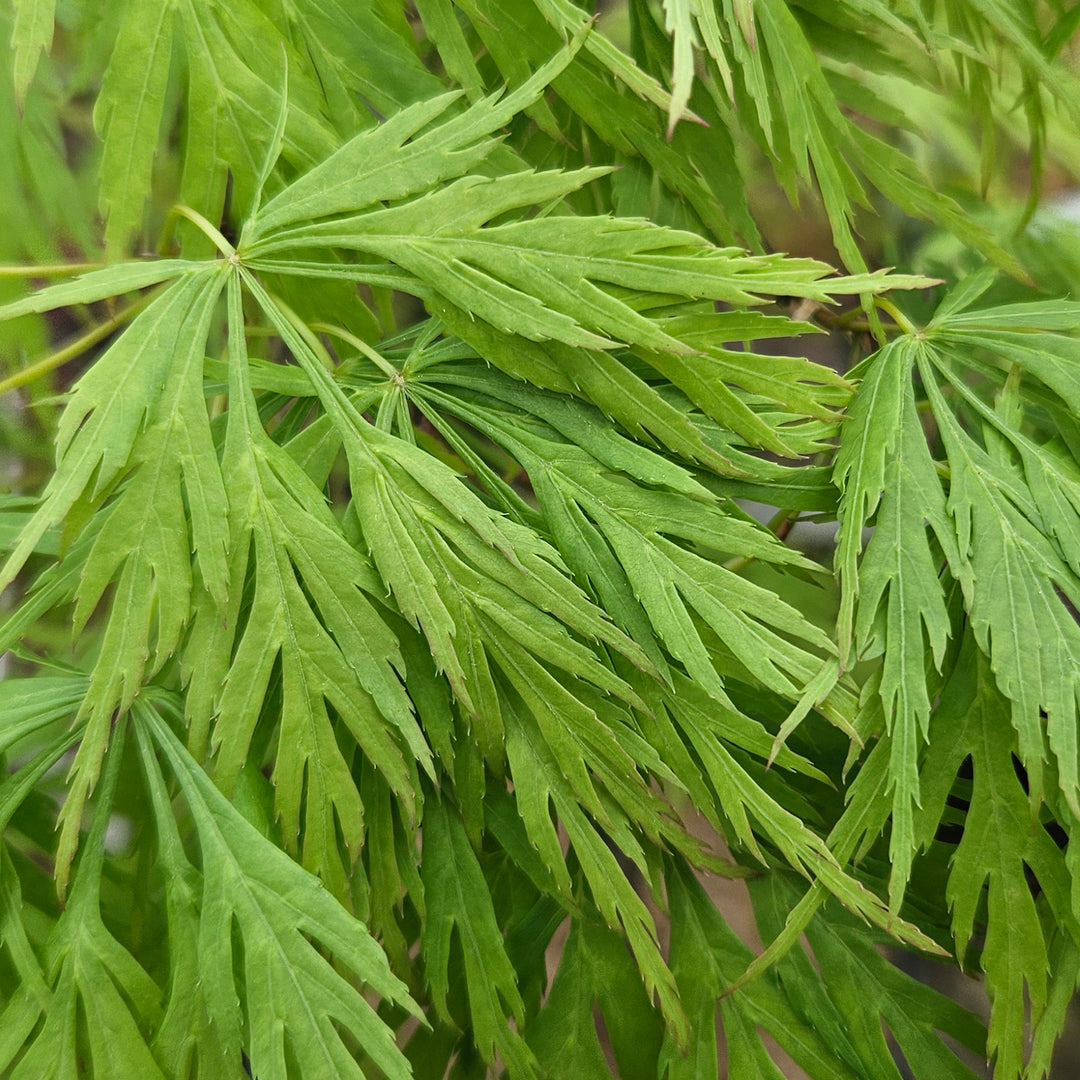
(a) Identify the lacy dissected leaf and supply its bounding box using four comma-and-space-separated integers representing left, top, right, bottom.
0, 720, 164, 1080
911, 638, 1074, 1080
71, 266, 229, 671
503, 697, 687, 1040
134, 698, 419, 1080
244, 37, 585, 242
913, 292, 1080, 812
491, 638, 700, 878
751, 872, 986, 1080
190, 275, 426, 895
0, 265, 227, 896
421, 796, 538, 1078
924, 371, 1080, 809
0, 262, 219, 595
10, 0, 54, 108
834, 337, 957, 906
243, 272, 655, 775
837, 288, 1080, 908
662, 859, 866, 1080
414, 377, 835, 708
526, 919, 664, 1080
251, 176, 929, 352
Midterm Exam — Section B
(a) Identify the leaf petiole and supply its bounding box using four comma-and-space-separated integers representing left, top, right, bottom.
164, 204, 236, 259
310, 321, 399, 378
874, 296, 919, 336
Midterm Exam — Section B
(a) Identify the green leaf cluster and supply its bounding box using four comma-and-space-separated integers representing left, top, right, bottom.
2, 2, 1080, 1079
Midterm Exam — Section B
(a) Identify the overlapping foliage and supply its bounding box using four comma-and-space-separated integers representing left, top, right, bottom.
2, 1, 1080, 1078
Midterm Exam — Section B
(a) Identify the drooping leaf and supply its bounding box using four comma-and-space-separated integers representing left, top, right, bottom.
193, 274, 426, 896
751, 872, 986, 1080
0, 719, 165, 1080
421, 795, 538, 1077
834, 337, 957, 906
663, 859, 864, 1080
527, 919, 664, 1080
10, 0, 54, 109
94, 0, 175, 257
912, 637, 1073, 1080
5, 8, 1080, 1080
135, 697, 420, 1080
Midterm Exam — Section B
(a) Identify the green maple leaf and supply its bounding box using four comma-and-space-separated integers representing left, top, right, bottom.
913, 637, 1068, 1080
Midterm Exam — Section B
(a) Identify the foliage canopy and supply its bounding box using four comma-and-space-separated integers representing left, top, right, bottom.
3, 1, 1080, 1078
